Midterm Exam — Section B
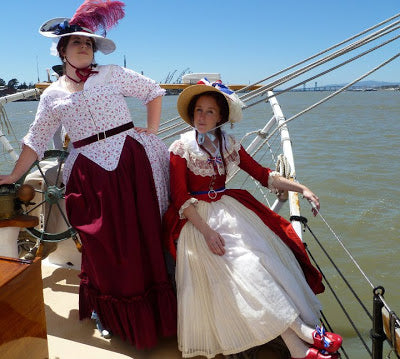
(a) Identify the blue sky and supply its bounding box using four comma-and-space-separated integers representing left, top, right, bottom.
0, 0, 399, 86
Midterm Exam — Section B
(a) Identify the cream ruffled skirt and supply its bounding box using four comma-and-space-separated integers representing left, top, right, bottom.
176, 195, 322, 358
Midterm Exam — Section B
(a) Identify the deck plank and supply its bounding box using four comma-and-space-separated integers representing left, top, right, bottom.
42, 263, 288, 358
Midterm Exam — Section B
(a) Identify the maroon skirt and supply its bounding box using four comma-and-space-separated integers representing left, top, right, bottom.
65, 136, 176, 349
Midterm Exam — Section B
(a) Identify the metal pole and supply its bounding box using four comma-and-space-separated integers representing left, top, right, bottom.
371, 286, 386, 359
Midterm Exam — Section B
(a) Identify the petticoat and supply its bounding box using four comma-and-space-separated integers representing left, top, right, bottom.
176, 195, 322, 358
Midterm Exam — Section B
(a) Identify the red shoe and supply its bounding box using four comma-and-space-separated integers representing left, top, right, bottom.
292, 347, 340, 359
312, 325, 342, 353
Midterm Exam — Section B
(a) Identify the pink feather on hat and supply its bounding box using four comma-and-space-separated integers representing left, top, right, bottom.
70, 0, 125, 36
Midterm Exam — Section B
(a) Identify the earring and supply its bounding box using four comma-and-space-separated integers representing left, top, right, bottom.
63, 57, 66, 63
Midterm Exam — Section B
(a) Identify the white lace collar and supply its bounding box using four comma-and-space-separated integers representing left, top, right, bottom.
169, 130, 241, 177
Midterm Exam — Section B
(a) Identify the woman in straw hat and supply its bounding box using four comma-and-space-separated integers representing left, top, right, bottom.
163, 79, 342, 359
0, 0, 176, 349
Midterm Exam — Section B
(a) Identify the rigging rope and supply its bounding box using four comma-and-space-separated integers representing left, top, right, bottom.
160, 124, 191, 141
157, 120, 187, 134
227, 127, 280, 184
300, 213, 374, 316
158, 115, 181, 128
242, 23, 400, 106
2, 14, 398, 359
276, 154, 290, 178
0, 104, 20, 162
259, 52, 400, 144
302, 207, 400, 357
159, 15, 400, 141
244, 28, 400, 108
313, 209, 375, 288
0, 104, 12, 133
304, 236, 372, 356
237, 13, 400, 96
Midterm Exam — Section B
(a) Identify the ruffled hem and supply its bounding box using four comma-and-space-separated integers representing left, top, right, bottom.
79, 281, 177, 349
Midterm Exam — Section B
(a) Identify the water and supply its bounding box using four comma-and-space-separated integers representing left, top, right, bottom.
1, 91, 399, 358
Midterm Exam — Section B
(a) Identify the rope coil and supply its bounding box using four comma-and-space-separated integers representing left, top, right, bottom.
275, 154, 290, 201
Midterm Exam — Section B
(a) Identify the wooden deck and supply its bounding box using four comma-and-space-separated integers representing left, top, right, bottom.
40, 261, 289, 359
0, 231, 290, 358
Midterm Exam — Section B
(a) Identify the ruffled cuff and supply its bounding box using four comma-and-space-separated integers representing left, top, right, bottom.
267, 170, 281, 194
144, 86, 166, 105
178, 197, 198, 219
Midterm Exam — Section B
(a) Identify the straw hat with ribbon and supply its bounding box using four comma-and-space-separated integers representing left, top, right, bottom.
177, 78, 245, 126
39, 0, 125, 55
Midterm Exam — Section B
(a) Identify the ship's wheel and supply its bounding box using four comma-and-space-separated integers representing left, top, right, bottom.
16, 149, 81, 259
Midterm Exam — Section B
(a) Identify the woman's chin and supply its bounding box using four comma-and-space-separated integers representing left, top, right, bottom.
195, 127, 210, 134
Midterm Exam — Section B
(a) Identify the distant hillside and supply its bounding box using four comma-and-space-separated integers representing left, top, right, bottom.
331, 80, 399, 88
282, 80, 399, 92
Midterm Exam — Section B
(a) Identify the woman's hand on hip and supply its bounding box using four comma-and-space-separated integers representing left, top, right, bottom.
134, 126, 157, 135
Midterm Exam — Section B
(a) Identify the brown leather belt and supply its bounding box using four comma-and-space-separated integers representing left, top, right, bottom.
72, 122, 134, 149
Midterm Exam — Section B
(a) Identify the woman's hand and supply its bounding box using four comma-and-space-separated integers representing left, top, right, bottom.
182, 203, 225, 255
269, 176, 320, 216
0, 145, 37, 186
0, 174, 17, 186
302, 188, 320, 216
134, 127, 157, 135
203, 228, 225, 256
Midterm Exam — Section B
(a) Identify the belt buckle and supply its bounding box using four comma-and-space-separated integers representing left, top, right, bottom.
208, 189, 217, 199
97, 131, 106, 141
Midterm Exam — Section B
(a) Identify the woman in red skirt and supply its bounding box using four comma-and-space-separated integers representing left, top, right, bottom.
0, 0, 176, 349
163, 79, 342, 358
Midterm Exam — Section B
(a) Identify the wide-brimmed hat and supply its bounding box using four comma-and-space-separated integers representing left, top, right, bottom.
39, 17, 116, 55
177, 78, 245, 126
39, 1, 125, 55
